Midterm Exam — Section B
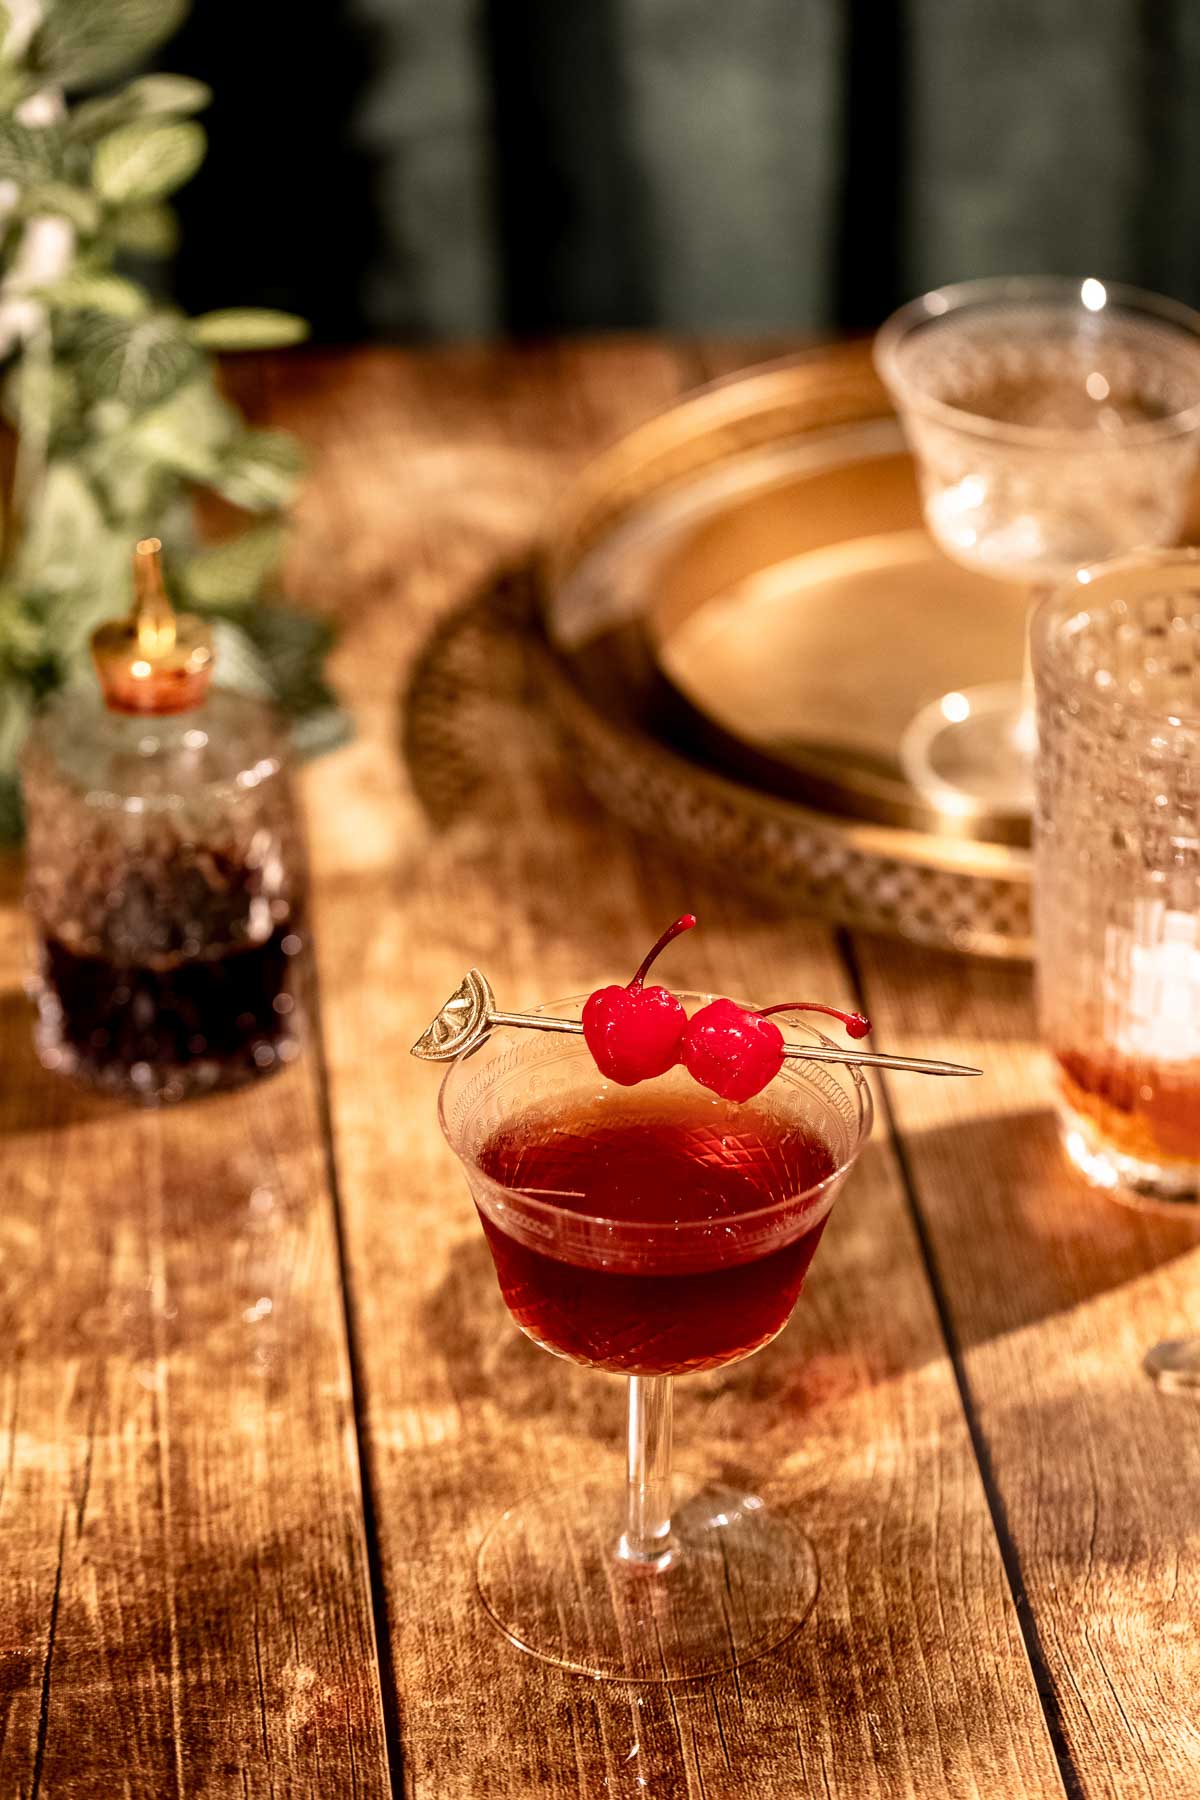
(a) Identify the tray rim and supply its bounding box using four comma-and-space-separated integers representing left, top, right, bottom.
534, 342, 1031, 891
532, 633, 1030, 888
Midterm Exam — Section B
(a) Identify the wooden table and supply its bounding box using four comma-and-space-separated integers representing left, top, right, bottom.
3, 340, 1199, 1800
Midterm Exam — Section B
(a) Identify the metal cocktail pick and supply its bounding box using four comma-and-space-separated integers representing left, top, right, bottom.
410, 970, 983, 1077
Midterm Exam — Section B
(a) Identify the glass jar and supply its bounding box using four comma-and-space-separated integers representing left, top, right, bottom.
22, 683, 306, 1103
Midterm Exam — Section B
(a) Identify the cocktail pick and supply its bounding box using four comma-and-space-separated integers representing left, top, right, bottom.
411, 970, 983, 1078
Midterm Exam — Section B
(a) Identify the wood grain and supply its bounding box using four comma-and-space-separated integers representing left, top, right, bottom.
259, 342, 1066, 1798
13, 337, 1192, 1797
0, 878, 389, 1788
851, 939, 1200, 1800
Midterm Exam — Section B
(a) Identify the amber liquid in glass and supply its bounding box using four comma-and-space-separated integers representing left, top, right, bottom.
1055, 1046, 1200, 1165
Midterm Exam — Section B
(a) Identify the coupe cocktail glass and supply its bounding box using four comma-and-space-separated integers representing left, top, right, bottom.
440, 994, 872, 1681
875, 276, 1200, 819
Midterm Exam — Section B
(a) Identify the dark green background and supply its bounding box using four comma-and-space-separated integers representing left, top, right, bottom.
167, 0, 1200, 341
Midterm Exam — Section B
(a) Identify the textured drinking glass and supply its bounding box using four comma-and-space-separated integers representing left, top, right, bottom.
1033, 550, 1200, 1212
22, 687, 305, 1101
439, 994, 872, 1681
876, 277, 1200, 818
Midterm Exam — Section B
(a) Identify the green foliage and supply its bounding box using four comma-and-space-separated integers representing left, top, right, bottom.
190, 309, 310, 351
68, 73, 211, 140
0, 0, 340, 842
22, 179, 100, 230
31, 0, 190, 89
40, 270, 146, 314
181, 523, 285, 608
70, 313, 201, 407
0, 119, 64, 180
110, 200, 179, 255
92, 116, 206, 204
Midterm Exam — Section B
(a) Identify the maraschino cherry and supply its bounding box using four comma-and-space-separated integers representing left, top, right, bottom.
582, 914, 696, 1085
683, 998, 870, 1103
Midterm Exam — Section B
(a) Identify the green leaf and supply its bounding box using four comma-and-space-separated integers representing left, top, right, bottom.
0, 685, 31, 768
92, 119, 206, 207
289, 704, 353, 759
210, 618, 275, 702
83, 441, 175, 526
212, 430, 306, 512
189, 309, 310, 352
22, 180, 101, 232
42, 272, 147, 317
0, 62, 28, 115
71, 314, 200, 410
14, 462, 108, 592
69, 75, 212, 141
120, 374, 240, 480
32, 0, 189, 88
182, 525, 285, 609
111, 200, 179, 257
0, 119, 63, 183
1, 360, 78, 437
214, 603, 346, 741
0, 590, 48, 674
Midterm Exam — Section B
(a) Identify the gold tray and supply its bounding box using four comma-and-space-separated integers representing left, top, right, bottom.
535, 345, 1034, 960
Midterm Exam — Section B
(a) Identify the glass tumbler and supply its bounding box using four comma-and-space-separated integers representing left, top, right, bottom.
1033, 550, 1200, 1209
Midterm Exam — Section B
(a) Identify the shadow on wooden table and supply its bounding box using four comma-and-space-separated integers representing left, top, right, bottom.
0, 986, 123, 1138
899, 1102, 1200, 1354
420, 1230, 602, 1427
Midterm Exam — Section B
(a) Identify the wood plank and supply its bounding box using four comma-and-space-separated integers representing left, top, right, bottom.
852, 936, 1200, 1800
0, 865, 389, 1784
262, 342, 1067, 1798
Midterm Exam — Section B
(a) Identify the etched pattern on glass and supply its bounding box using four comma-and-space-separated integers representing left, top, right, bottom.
1035, 570, 1200, 1196
902, 313, 1200, 581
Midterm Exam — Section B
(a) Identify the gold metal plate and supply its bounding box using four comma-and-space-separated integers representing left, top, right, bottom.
645, 425, 1029, 842
536, 347, 1041, 959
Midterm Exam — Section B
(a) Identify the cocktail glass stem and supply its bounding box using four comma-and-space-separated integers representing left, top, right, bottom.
898, 581, 1047, 816
619, 1374, 674, 1566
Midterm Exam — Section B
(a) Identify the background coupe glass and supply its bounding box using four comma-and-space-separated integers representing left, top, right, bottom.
876, 277, 1200, 819
439, 994, 872, 1681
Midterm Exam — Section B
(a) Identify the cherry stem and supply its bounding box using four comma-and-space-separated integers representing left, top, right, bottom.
756, 1001, 871, 1039
630, 913, 697, 989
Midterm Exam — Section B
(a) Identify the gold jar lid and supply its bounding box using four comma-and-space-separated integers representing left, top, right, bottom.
91, 538, 215, 715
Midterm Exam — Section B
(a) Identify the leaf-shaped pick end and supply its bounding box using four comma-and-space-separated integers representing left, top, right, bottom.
411, 970, 497, 1062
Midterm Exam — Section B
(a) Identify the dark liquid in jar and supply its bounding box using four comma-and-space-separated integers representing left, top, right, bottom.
36, 923, 302, 1098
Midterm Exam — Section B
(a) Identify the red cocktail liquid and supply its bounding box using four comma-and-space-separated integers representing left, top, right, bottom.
477, 1091, 836, 1375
